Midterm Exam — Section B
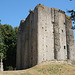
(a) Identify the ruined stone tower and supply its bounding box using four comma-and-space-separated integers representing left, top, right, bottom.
16, 4, 75, 70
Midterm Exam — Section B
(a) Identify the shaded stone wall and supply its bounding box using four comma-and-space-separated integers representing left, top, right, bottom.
53, 9, 67, 60
16, 8, 38, 69
65, 15, 75, 62
16, 4, 75, 70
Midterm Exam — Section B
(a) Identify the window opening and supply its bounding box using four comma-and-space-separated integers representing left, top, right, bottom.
62, 30, 63, 32
64, 46, 66, 49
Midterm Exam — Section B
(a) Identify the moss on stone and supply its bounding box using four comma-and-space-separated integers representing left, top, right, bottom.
35, 4, 45, 9
66, 15, 72, 22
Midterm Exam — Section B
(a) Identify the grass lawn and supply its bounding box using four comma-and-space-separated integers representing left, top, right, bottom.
0, 62, 75, 75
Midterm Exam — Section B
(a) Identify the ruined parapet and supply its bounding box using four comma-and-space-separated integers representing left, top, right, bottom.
29, 9, 34, 13
35, 4, 45, 9
16, 4, 75, 70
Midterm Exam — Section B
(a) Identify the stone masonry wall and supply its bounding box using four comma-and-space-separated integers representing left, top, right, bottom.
16, 4, 75, 70
65, 15, 75, 62
37, 5, 54, 64
53, 8, 67, 60
16, 8, 38, 69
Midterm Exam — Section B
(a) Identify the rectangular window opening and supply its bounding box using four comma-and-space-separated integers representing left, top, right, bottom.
64, 46, 66, 49
62, 30, 63, 32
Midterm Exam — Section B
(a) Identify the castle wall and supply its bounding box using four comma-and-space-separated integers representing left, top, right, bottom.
22, 15, 30, 69
33, 8, 38, 66
53, 8, 60, 59
16, 8, 38, 69
16, 21, 23, 69
59, 12, 67, 60
16, 4, 75, 70
29, 8, 38, 67
56, 10, 67, 60
66, 16, 75, 62
37, 6, 54, 64
51, 8, 67, 60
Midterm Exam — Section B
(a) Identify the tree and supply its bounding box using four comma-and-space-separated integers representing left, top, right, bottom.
0, 20, 4, 60
2, 25, 18, 70
68, 0, 75, 29
67, 10, 75, 29
0, 24, 18, 70
0, 20, 3, 58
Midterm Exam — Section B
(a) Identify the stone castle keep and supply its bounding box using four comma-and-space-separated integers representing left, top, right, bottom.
16, 4, 75, 70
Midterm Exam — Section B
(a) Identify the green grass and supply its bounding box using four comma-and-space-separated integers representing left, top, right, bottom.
0, 62, 75, 75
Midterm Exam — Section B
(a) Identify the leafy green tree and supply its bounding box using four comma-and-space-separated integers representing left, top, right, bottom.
0, 24, 18, 70
68, 0, 75, 29
0, 20, 4, 60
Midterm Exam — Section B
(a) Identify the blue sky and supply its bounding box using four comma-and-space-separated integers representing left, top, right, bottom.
0, 0, 75, 39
